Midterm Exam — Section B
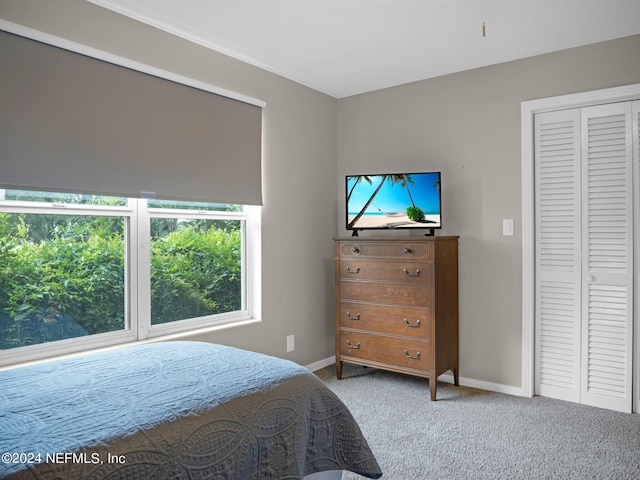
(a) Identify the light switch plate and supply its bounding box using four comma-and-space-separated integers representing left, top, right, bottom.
503, 219, 514, 236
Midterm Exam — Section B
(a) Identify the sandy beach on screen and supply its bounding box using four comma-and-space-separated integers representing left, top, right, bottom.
348, 214, 440, 229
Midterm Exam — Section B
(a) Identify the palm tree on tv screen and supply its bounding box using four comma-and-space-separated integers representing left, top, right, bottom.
346, 175, 373, 202
348, 174, 415, 229
393, 174, 416, 208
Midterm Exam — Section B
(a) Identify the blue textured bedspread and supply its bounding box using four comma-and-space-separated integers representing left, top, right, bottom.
0, 341, 381, 479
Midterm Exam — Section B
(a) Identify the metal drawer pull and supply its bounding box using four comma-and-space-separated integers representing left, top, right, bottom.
346, 340, 361, 349
351, 246, 361, 254
346, 266, 360, 274
403, 247, 413, 254
346, 311, 361, 320
403, 268, 421, 277
403, 349, 421, 360
403, 318, 421, 328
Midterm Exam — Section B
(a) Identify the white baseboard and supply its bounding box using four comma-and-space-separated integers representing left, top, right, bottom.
305, 356, 335, 373
307, 358, 527, 398
438, 372, 526, 397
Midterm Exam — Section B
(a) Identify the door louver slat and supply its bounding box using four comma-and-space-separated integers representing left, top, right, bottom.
538, 280, 577, 390
586, 114, 628, 273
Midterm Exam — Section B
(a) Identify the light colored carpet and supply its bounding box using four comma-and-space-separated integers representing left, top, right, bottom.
315, 363, 640, 480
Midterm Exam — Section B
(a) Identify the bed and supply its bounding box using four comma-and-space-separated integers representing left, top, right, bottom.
0, 341, 382, 480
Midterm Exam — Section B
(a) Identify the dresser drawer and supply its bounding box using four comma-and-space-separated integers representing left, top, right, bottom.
339, 302, 430, 338
338, 241, 433, 260
339, 331, 431, 371
340, 282, 430, 307
338, 259, 431, 284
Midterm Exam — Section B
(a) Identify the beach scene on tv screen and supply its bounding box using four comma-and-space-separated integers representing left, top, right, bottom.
347, 173, 441, 230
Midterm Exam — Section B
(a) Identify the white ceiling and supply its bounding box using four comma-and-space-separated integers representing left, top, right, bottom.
88, 0, 640, 98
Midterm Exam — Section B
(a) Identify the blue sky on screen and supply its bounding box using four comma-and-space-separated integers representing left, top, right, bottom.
347, 173, 440, 215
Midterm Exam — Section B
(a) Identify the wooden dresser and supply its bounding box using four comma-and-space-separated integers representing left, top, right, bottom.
334, 236, 459, 400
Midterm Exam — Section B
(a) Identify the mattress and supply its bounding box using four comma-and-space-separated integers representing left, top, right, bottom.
0, 341, 382, 479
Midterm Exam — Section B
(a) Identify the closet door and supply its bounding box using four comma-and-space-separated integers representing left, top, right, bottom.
534, 109, 582, 403
534, 103, 634, 413
580, 103, 633, 413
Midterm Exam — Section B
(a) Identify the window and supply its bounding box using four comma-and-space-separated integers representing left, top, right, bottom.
0, 190, 260, 366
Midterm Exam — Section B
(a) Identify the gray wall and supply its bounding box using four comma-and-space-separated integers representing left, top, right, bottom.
0, 0, 339, 367
337, 34, 640, 388
2, 0, 640, 389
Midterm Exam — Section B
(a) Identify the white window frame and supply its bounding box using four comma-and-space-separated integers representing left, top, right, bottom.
0, 196, 261, 368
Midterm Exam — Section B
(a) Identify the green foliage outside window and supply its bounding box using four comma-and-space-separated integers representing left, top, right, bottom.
150, 219, 242, 324
0, 212, 241, 350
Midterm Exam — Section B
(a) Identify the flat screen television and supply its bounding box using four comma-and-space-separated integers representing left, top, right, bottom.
346, 171, 442, 236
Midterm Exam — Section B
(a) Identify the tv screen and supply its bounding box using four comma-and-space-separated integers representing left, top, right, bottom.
346, 172, 441, 233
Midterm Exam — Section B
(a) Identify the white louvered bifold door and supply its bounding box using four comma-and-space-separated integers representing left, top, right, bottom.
535, 109, 582, 403
580, 103, 633, 413
534, 103, 634, 413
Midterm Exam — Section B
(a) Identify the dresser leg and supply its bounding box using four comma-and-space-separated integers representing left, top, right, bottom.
430, 377, 437, 401
336, 360, 343, 380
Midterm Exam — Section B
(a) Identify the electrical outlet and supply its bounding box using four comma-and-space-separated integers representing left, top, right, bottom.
286, 335, 295, 352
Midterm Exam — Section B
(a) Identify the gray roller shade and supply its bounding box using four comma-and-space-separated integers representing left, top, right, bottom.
0, 30, 263, 205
